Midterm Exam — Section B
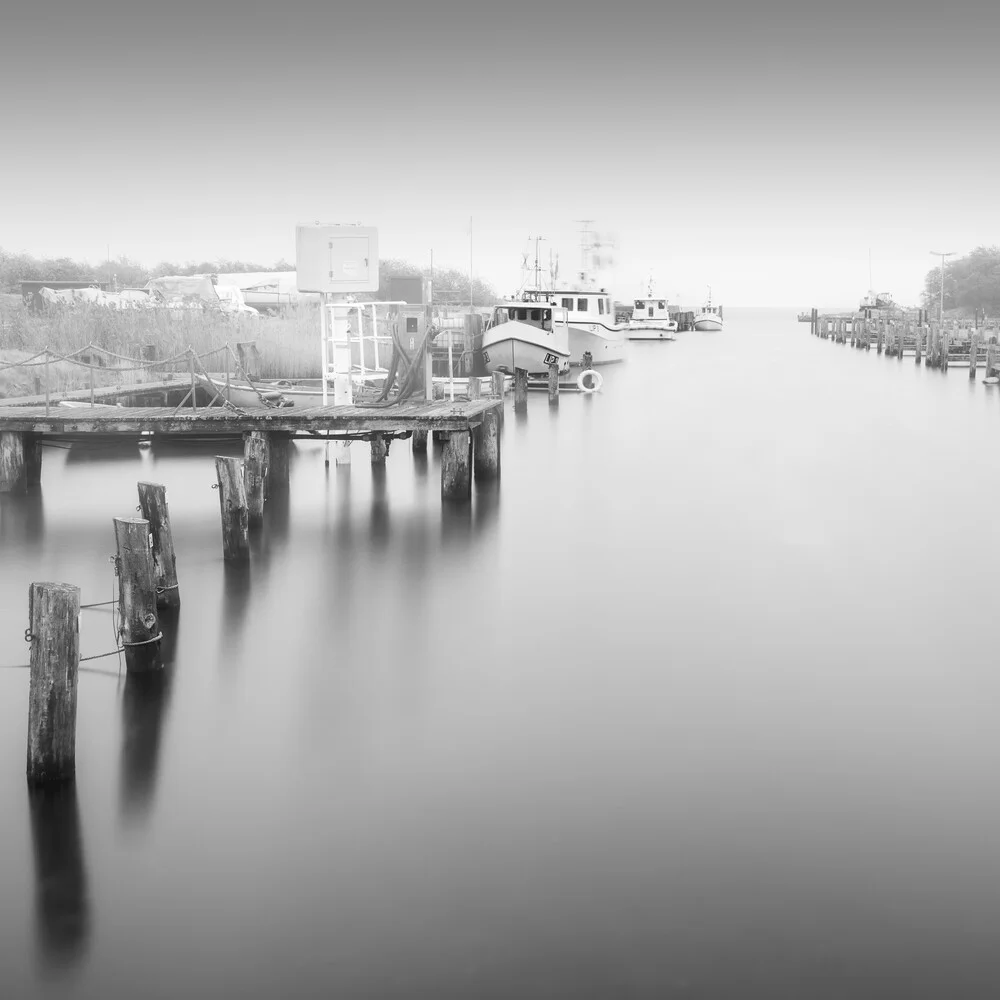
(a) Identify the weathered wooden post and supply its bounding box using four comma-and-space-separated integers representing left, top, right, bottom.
547, 361, 560, 405
25, 433, 43, 488
473, 407, 501, 482
27, 582, 80, 783
876, 321, 884, 354
237, 341, 260, 380
214, 456, 249, 564
514, 368, 528, 412
914, 320, 922, 364
441, 431, 472, 501
986, 343, 995, 380
941, 330, 950, 372
137, 482, 180, 609
0, 432, 27, 494
243, 431, 269, 526
370, 433, 388, 465
492, 371, 505, 399
412, 430, 428, 454
969, 332, 979, 380
810, 308, 818, 336
467, 376, 481, 400
266, 432, 290, 494
113, 517, 162, 673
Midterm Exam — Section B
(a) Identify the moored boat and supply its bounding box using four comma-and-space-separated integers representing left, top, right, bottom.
481, 301, 571, 376
693, 287, 724, 331
627, 278, 677, 340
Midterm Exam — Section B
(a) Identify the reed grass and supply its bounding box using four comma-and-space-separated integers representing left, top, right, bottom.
0, 297, 325, 397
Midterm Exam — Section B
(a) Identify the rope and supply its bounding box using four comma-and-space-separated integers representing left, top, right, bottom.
121, 632, 162, 647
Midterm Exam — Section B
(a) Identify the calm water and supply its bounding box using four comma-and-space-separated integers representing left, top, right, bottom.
3, 309, 1000, 998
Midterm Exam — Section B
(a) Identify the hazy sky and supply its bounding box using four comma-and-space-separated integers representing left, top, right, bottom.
2, 0, 997, 307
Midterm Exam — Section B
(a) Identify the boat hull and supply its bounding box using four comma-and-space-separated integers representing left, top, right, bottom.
567, 323, 627, 365
481, 319, 570, 376
693, 315, 724, 331
627, 322, 676, 341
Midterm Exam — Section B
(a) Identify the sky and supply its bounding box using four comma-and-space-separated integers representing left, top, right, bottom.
2, 0, 998, 308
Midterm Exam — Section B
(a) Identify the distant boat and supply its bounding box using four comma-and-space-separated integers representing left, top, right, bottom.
858, 290, 897, 319
627, 278, 677, 340
693, 287, 724, 331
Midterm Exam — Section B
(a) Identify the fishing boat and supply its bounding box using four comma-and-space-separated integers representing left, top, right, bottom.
481, 301, 571, 376
693, 287, 724, 331
627, 278, 677, 340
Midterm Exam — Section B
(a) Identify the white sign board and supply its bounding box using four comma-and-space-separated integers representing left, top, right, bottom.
295, 225, 379, 293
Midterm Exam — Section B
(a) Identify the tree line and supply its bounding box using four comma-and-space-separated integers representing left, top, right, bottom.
923, 246, 1000, 317
1, 248, 499, 307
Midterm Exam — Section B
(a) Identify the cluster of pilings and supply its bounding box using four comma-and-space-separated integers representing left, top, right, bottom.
809, 308, 1000, 377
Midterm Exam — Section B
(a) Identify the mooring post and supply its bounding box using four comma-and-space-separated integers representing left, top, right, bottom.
137, 482, 180, 609
412, 430, 428, 454
214, 456, 249, 564
876, 321, 884, 354
113, 517, 162, 673
473, 407, 501, 482
467, 376, 481, 400
370, 433, 388, 465
242, 432, 268, 527
547, 361, 559, 405
514, 368, 528, 412
0, 432, 27, 494
986, 343, 995, 380
26, 582, 80, 784
441, 431, 472, 501
914, 320, 923, 364
266, 432, 290, 494
941, 330, 950, 372
969, 332, 979, 380
492, 371, 505, 399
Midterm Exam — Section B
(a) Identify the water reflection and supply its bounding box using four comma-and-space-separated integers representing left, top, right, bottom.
219, 564, 253, 670
62, 438, 142, 464
119, 608, 179, 826
0, 492, 46, 556
27, 782, 90, 972
370, 465, 390, 548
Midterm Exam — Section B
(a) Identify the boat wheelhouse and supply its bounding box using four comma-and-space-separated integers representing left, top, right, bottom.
627, 280, 678, 340
520, 287, 626, 365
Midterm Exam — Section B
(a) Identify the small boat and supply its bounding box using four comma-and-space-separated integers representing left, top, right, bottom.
693, 287, 724, 331
627, 278, 677, 340
481, 301, 571, 376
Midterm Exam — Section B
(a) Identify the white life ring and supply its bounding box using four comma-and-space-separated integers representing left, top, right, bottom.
577, 369, 603, 393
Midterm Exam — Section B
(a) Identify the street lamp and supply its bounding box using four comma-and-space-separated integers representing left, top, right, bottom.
929, 250, 954, 324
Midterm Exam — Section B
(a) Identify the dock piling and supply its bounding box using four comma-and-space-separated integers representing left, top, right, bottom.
441, 431, 472, 501
0, 431, 27, 494
137, 482, 180, 609
473, 408, 501, 483
243, 431, 269, 526
467, 376, 481, 401
266, 432, 290, 494
514, 369, 528, 412
412, 430, 428, 454
113, 517, 162, 673
970, 332, 980, 380
547, 362, 559, 406
370, 433, 388, 465
26, 582, 80, 784
491, 371, 505, 399
214, 456, 250, 564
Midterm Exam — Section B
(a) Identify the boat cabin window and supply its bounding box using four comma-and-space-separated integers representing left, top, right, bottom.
561, 297, 573, 310
577, 298, 588, 312
634, 299, 644, 310
606, 298, 612, 314
597, 298, 605, 315
658, 300, 665, 309
530, 309, 541, 322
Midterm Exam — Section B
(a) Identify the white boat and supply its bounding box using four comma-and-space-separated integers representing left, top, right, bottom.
693, 287, 724, 331
481, 302, 571, 376
627, 279, 677, 340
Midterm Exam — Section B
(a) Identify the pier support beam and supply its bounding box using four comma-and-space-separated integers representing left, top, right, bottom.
243, 431, 269, 527
113, 517, 162, 673
0, 431, 27, 494
412, 430, 428, 454
25, 433, 42, 487
441, 431, 472, 502
214, 456, 249, 564
27, 582, 80, 784
266, 433, 290, 494
473, 408, 501, 483
137, 482, 180, 609
514, 368, 528, 412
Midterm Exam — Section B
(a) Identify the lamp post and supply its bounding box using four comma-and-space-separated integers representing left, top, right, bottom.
930, 250, 954, 324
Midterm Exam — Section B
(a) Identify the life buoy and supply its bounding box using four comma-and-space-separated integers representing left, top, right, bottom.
577, 369, 603, 393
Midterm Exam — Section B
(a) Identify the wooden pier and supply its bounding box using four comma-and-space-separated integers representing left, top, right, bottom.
0, 396, 503, 499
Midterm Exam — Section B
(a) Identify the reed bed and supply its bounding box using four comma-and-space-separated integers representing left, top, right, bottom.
0, 298, 326, 396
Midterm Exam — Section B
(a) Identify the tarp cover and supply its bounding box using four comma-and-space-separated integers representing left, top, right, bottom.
145, 275, 221, 308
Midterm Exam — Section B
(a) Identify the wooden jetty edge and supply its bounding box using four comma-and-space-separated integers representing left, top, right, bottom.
0, 397, 503, 499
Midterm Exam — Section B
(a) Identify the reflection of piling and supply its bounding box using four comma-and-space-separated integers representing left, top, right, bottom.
119, 666, 172, 823
215, 456, 249, 563
113, 518, 162, 673
267, 432, 291, 494
27, 582, 80, 783
514, 368, 528, 412
243, 432, 269, 526
412, 430, 428, 454
137, 482, 180, 608
441, 431, 472, 501
28, 782, 89, 967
